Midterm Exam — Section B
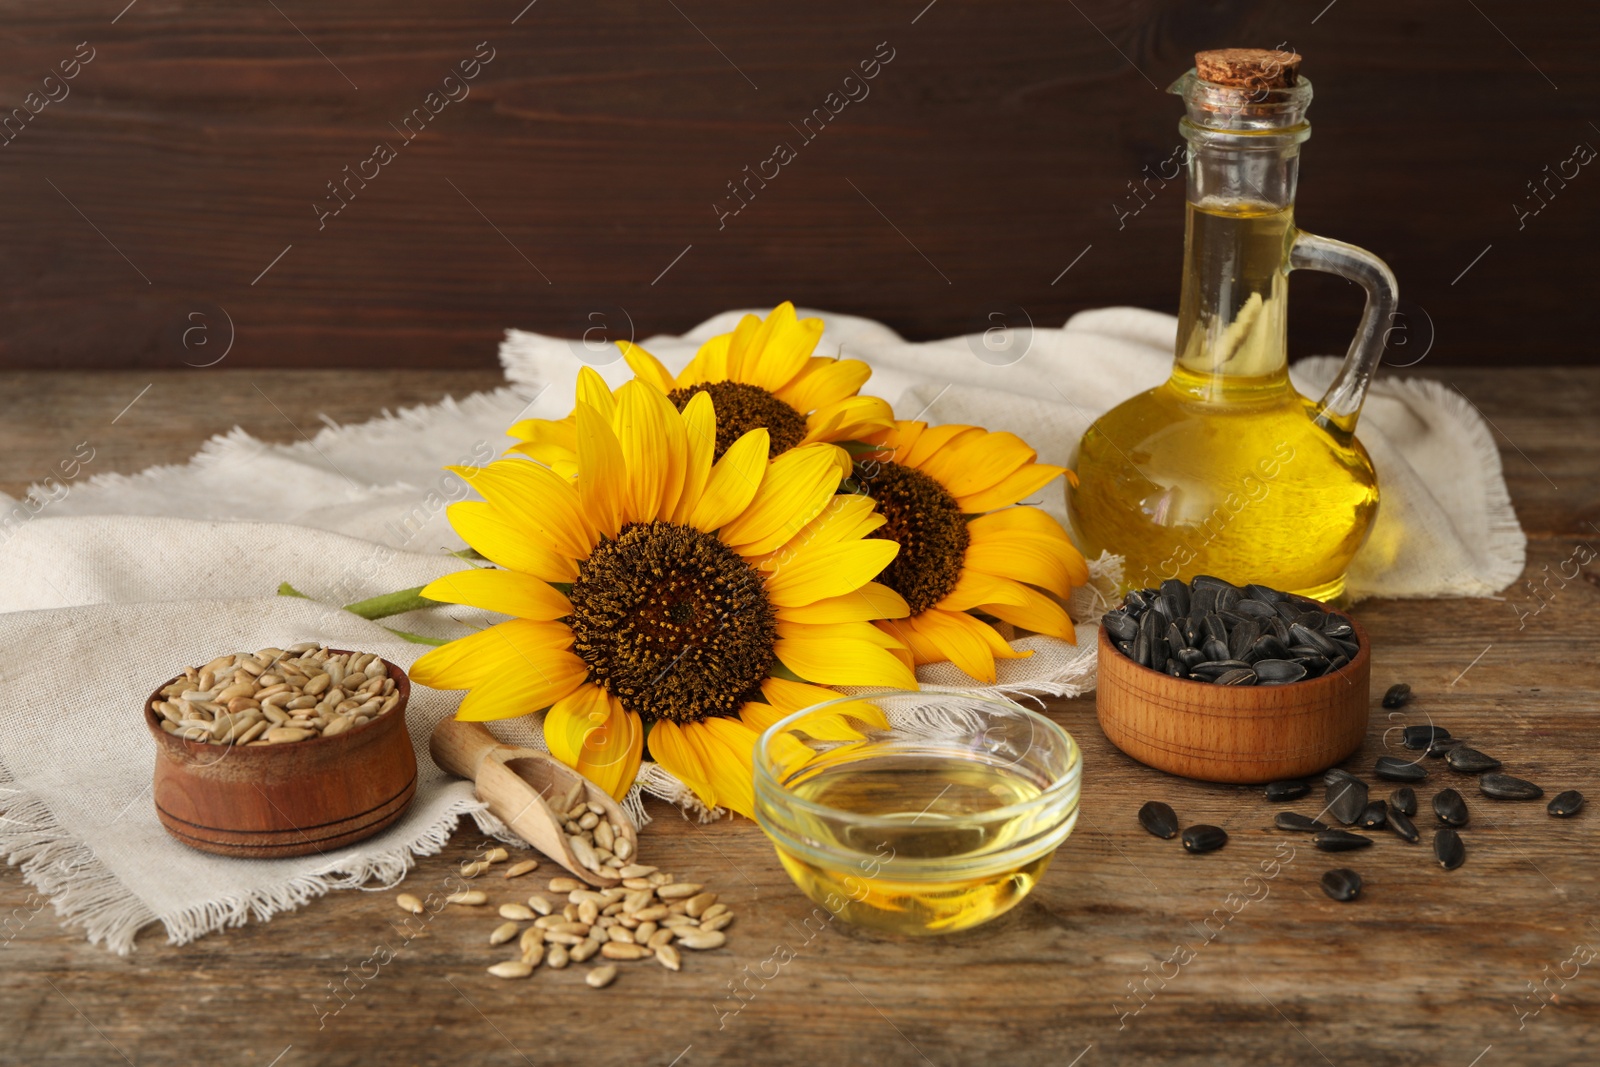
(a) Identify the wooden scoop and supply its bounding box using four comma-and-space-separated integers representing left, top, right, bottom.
429, 718, 636, 886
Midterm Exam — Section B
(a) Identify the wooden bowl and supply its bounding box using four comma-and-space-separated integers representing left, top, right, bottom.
1095, 617, 1370, 784
143, 652, 418, 858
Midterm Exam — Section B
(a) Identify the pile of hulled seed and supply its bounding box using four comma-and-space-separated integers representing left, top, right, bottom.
397, 845, 732, 988
150, 644, 400, 744
1136, 681, 1584, 902
1102, 576, 1359, 685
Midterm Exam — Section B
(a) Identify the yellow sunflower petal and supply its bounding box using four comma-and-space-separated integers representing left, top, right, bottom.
953, 463, 1068, 515
648, 719, 717, 809
545, 687, 643, 801
687, 427, 769, 532
861, 419, 924, 462
679, 331, 734, 386
719, 443, 843, 556
506, 413, 577, 462
967, 505, 1077, 540
720, 311, 768, 384
619, 341, 679, 395
964, 530, 1086, 597
753, 495, 884, 571
918, 431, 1037, 499
504, 441, 579, 479
801, 395, 895, 446
775, 581, 910, 623
576, 366, 618, 422
445, 502, 578, 582
574, 400, 626, 539
751, 676, 892, 731
899, 608, 1010, 684
420, 567, 572, 621
410, 618, 574, 690
775, 635, 917, 689
453, 460, 595, 561
977, 583, 1078, 643
454, 648, 589, 721
733, 302, 823, 394
778, 619, 905, 650
613, 380, 669, 524
905, 424, 984, 469
685, 717, 762, 818
674, 390, 716, 524
773, 357, 873, 414
764, 540, 901, 607
935, 569, 1033, 612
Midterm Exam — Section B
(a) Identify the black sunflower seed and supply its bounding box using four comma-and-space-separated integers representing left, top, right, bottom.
1390, 787, 1417, 817
1320, 868, 1362, 902
1325, 770, 1369, 826
1314, 829, 1374, 852
1402, 724, 1449, 750
1159, 578, 1190, 617
1181, 825, 1228, 853
1215, 668, 1258, 686
1479, 773, 1544, 801
1358, 801, 1388, 830
1548, 790, 1584, 817
1254, 659, 1308, 685
1427, 737, 1464, 759
1290, 623, 1340, 658
1446, 747, 1503, 774
1265, 779, 1311, 802
1244, 582, 1284, 604
1434, 828, 1466, 870
1387, 809, 1420, 843
1382, 683, 1412, 709
1227, 619, 1261, 661
1321, 613, 1355, 639
1138, 800, 1179, 839
1201, 637, 1231, 662
1248, 635, 1289, 663
1166, 621, 1189, 653
1433, 788, 1469, 827
1374, 756, 1428, 783
1164, 659, 1185, 678
1104, 610, 1138, 642
1124, 589, 1151, 613
1233, 598, 1277, 621
1275, 812, 1327, 833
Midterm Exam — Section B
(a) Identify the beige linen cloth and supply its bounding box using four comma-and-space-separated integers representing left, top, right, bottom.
0, 307, 1524, 953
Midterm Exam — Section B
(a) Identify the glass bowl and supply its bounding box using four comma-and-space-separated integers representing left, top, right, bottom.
753, 690, 1082, 936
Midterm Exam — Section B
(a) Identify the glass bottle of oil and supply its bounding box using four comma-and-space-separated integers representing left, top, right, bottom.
1068, 50, 1397, 603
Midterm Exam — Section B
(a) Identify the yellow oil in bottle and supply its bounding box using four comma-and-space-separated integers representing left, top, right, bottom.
1069, 199, 1380, 602
771, 755, 1058, 936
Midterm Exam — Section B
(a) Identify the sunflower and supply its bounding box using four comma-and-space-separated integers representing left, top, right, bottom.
508, 302, 894, 474
850, 420, 1090, 684
410, 379, 917, 818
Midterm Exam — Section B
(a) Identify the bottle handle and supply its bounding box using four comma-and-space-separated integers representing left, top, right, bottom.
1287, 230, 1399, 436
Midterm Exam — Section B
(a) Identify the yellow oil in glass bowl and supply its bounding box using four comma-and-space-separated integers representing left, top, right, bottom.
753, 692, 1081, 936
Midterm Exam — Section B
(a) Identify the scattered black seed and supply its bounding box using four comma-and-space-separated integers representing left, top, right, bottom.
1325, 769, 1369, 826
1433, 788, 1470, 827
1434, 828, 1466, 870
1382, 683, 1412, 709
1265, 780, 1311, 802
1275, 811, 1327, 833
1479, 773, 1545, 801
1427, 738, 1464, 759
1102, 578, 1356, 685
1548, 790, 1584, 817
1358, 801, 1388, 830
1402, 723, 1449, 750
1320, 868, 1363, 901
1314, 829, 1374, 852
1390, 787, 1417, 817
1387, 809, 1420, 843
1446, 747, 1503, 774
1181, 825, 1228, 853
1374, 756, 1429, 783
1138, 800, 1180, 839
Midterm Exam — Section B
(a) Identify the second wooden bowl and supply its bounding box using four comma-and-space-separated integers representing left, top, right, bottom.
1095, 617, 1370, 784
144, 652, 417, 858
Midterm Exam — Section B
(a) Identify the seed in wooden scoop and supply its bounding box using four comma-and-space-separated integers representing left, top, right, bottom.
447, 891, 488, 906
500, 903, 537, 921
487, 960, 534, 979
549, 877, 581, 893
676, 930, 727, 951
586, 964, 618, 989
613, 836, 634, 861
1138, 801, 1179, 839
396, 893, 424, 915
1320, 868, 1362, 902
504, 860, 539, 879
490, 922, 519, 946
1548, 790, 1585, 817
1180, 825, 1227, 854
617, 864, 657, 878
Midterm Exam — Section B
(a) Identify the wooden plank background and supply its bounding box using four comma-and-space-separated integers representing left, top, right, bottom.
0, 0, 1595, 370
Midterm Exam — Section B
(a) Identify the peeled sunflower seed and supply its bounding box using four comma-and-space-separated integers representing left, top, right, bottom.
489, 922, 520, 946
396, 893, 424, 915
487, 960, 533, 980
1138, 801, 1179, 839
1374, 756, 1428, 783
1479, 773, 1544, 800
504, 860, 539, 879
586, 964, 618, 989
446, 891, 488, 906
1548, 790, 1585, 818
499, 903, 537, 921
1320, 868, 1362, 902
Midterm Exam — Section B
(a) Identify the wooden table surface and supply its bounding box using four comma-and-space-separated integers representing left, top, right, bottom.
1, 368, 1597, 1066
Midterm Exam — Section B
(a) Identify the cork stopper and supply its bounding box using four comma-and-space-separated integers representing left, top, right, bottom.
1195, 48, 1302, 90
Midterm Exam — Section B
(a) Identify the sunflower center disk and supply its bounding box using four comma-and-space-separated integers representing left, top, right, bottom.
668, 380, 808, 460
854, 461, 970, 615
568, 520, 776, 724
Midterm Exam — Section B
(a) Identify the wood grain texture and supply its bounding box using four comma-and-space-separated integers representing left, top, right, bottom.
0, 366, 1597, 1065
1095, 618, 1370, 784
0, 0, 1596, 370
